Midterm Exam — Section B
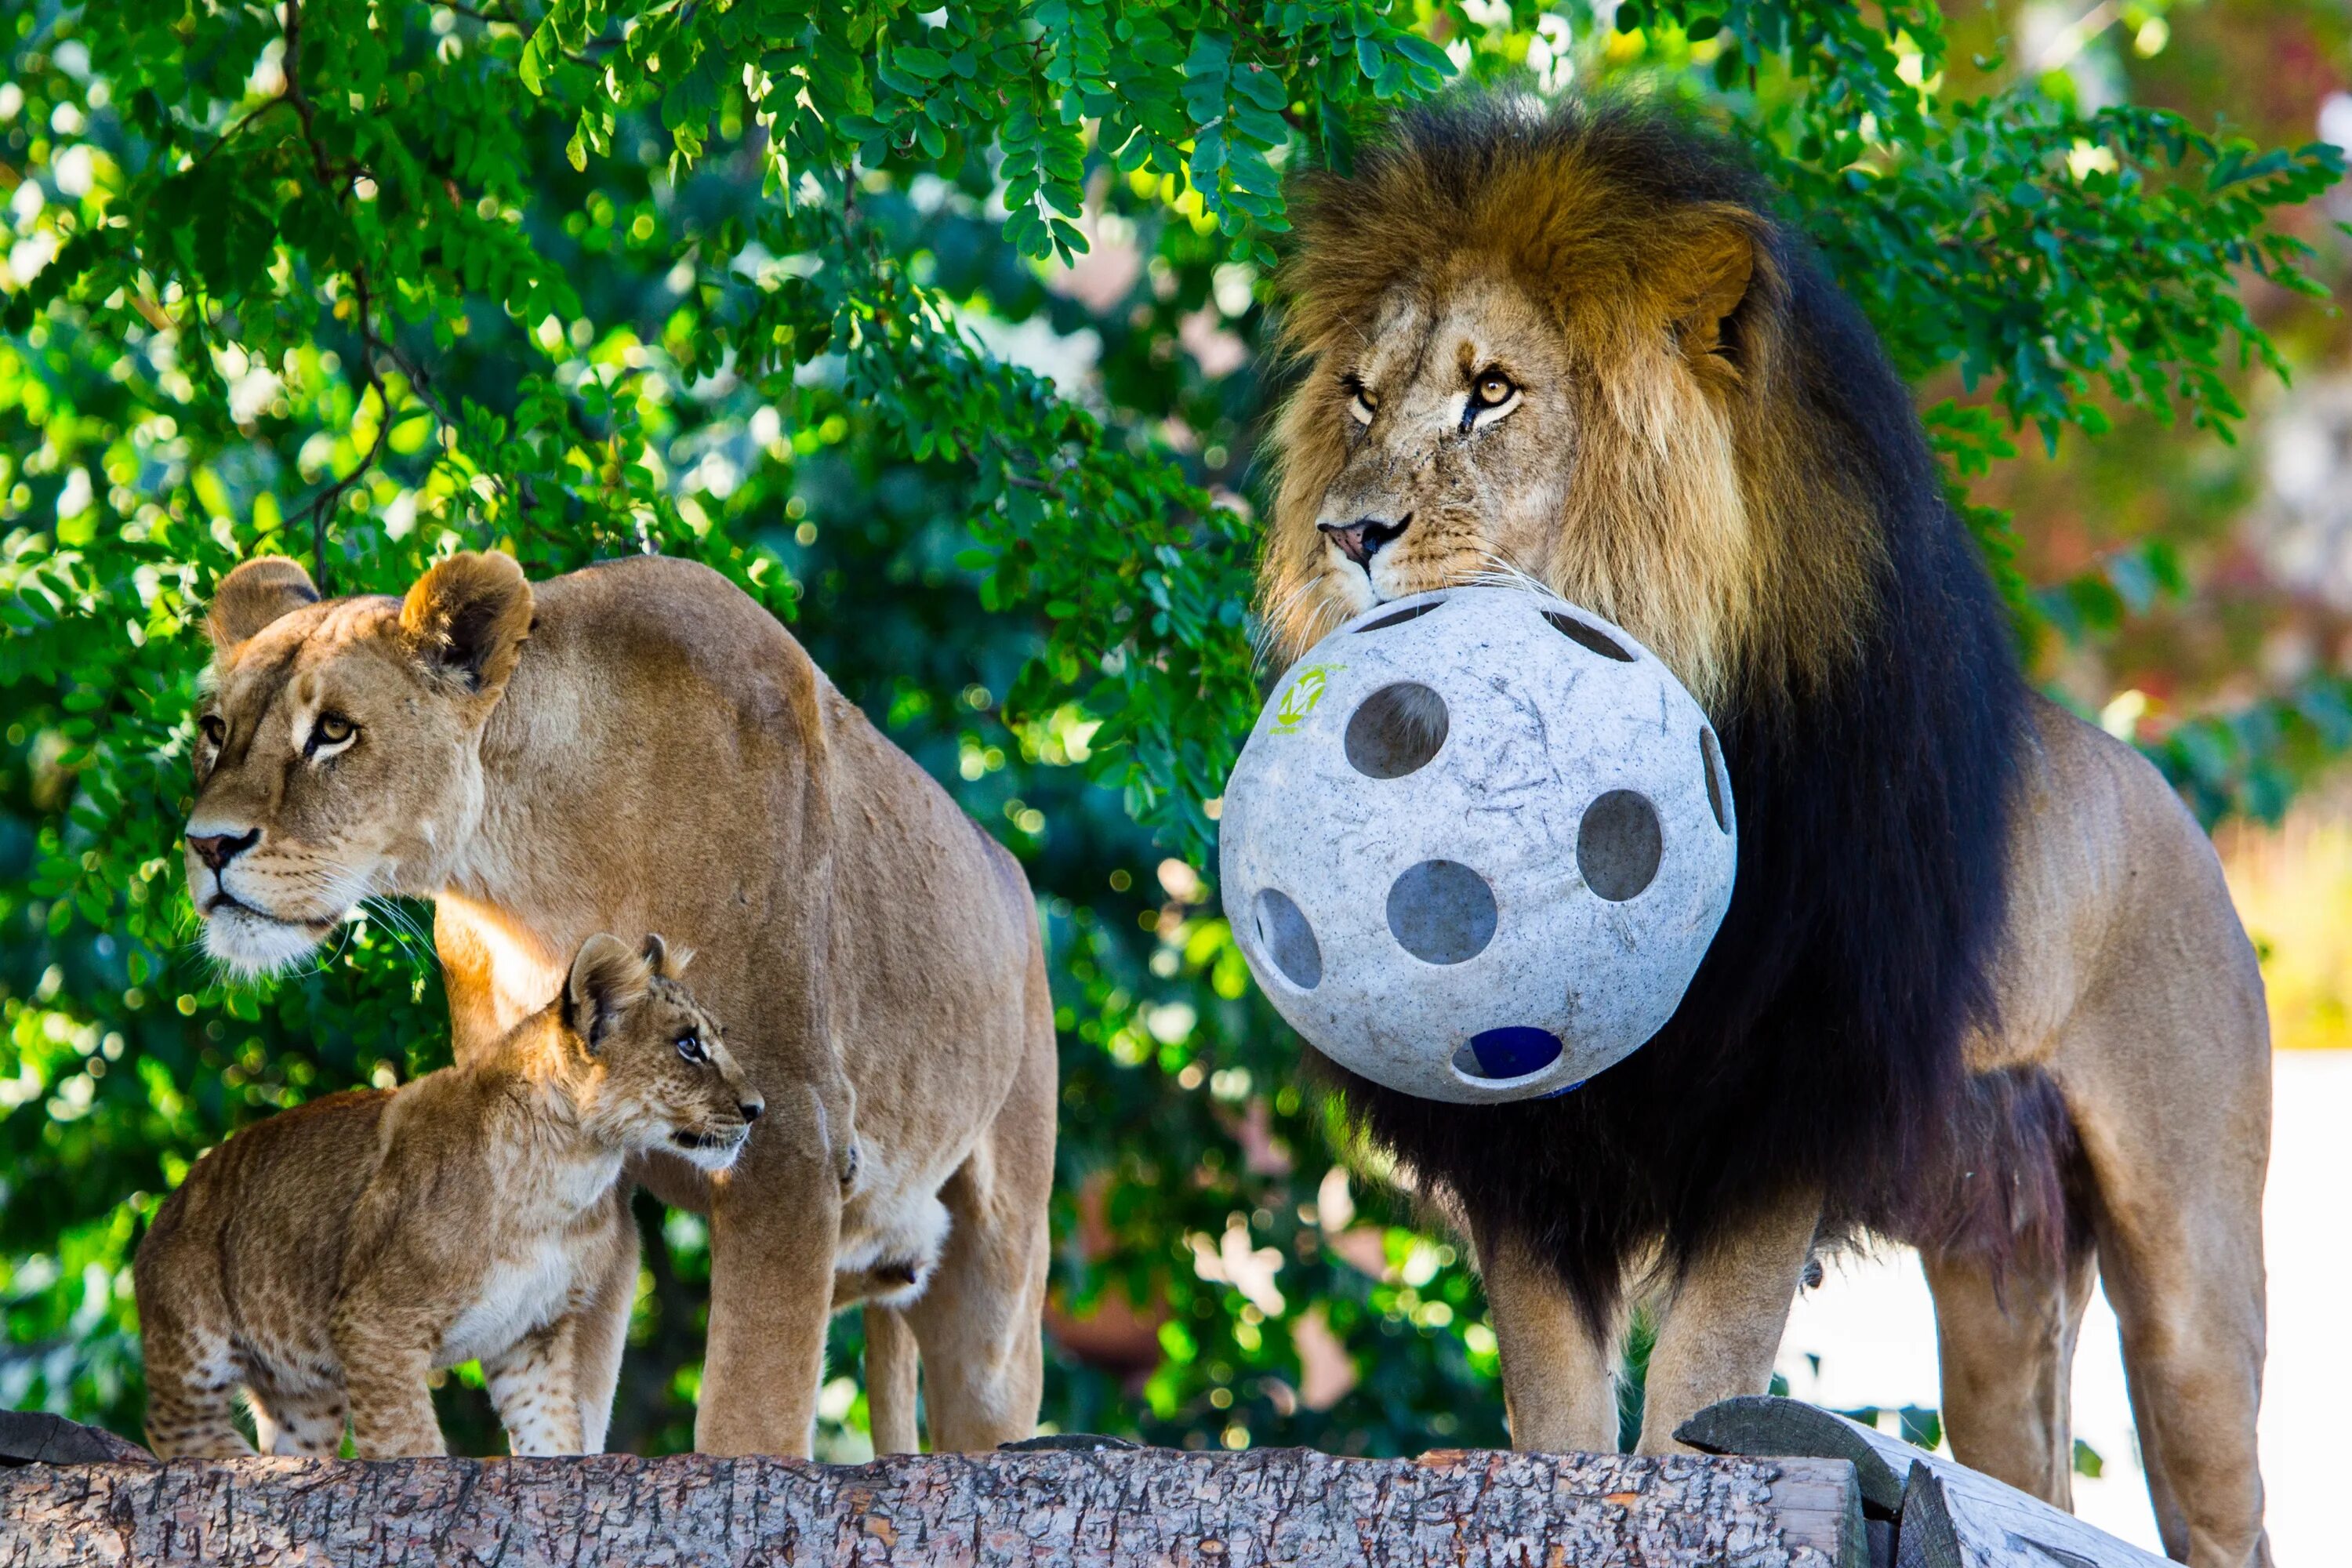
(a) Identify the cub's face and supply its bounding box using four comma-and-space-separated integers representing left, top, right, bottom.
186, 555, 531, 975
565, 935, 763, 1171
591, 978, 763, 1171
1285, 273, 1577, 631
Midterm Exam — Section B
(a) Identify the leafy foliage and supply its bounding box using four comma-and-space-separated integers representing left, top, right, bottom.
0, 0, 2334, 1452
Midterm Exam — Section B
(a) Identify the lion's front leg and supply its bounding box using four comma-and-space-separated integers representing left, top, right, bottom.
1478, 1230, 1621, 1454
696, 1083, 842, 1457
1635, 1189, 1820, 1454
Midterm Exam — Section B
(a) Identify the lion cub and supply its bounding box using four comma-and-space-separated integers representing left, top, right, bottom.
136, 934, 760, 1459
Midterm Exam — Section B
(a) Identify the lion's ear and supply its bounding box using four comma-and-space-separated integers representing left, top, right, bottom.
1665, 212, 1758, 372
207, 557, 319, 653
399, 551, 533, 702
566, 933, 652, 1052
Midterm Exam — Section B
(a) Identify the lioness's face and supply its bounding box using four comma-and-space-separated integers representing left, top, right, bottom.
1295, 273, 1577, 624
187, 554, 531, 975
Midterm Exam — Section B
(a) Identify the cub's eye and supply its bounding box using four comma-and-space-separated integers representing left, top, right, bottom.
1343, 377, 1376, 426
676, 1033, 706, 1064
199, 715, 227, 748
1472, 371, 1517, 408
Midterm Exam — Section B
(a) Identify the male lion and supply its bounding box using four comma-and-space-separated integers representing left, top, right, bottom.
182, 550, 1054, 1457
1261, 98, 2270, 1567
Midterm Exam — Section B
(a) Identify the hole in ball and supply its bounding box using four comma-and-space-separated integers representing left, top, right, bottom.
1252, 888, 1323, 989
1578, 790, 1663, 901
1541, 609, 1635, 662
1386, 860, 1497, 965
1700, 727, 1730, 834
1355, 599, 1446, 633
1345, 683, 1449, 779
1452, 1027, 1565, 1082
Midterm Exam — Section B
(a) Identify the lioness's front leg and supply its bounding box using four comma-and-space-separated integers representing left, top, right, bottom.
1636, 1189, 1820, 1454
1479, 1229, 1620, 1454
697, 1083, 842, 1457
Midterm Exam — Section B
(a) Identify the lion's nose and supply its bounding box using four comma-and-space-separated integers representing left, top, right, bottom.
739, 1098, 764, 1123
186, 829, 260, 873
1319, 514, 1411, 568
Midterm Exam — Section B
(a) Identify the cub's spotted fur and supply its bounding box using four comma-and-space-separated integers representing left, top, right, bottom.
135, 934, 759, 1458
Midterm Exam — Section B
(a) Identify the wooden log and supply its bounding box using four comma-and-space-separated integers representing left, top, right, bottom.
0, 1443, 1864, 1567
1677, 1396, 2172, 1568
0, 1411, 154, 1468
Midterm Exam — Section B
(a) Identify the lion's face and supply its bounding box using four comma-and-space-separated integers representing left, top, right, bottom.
1290, 272, 1577, 622
187, 554, 531, 975
1258, 107, 1859, 712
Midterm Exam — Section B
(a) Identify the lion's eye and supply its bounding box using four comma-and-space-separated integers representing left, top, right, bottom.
310, 713, 356, 753
1472, 372, 1517, 408
676, 1033, 706, 1064
1344, 378, 1376, 426
199, 715, 227, 748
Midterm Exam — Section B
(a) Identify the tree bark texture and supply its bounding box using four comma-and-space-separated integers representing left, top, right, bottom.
0, 1446, 1862, 1567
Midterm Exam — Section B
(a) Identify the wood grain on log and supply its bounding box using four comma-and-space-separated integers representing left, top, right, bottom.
1678, 1396, 2172, 1568
0, 1446, 1861, 1567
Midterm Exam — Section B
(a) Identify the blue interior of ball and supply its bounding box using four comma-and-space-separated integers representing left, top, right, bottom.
1467, 1026, 1565, 1080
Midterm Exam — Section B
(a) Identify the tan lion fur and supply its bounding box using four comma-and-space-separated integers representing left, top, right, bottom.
184, 550, 1055, 1457
1261, 100, 2273, 1567
136, 932, 758, 1459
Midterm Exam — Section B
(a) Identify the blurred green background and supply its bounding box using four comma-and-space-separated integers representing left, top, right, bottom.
1, 0, 2346, 1462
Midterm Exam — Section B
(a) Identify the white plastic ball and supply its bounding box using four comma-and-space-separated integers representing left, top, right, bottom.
1219, 585, 1737, 1104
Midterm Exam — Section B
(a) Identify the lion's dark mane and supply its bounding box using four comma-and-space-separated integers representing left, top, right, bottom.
1308, 99, 2041, 1327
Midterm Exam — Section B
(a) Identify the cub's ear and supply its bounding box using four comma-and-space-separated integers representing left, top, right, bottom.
1664, 208, 1762, 376
207, 557, 320, 653
565, 932, 652, 1053
399, 551, 533, 702
641, 933, 694, 980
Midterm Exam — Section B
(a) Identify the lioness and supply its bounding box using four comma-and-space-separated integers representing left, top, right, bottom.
138, 931, 758, 1458
1260, 98, 2269, 1566
183, 550, 1054, 1456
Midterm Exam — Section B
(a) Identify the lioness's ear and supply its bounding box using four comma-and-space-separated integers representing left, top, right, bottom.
208, 557, 320, 653
1664, 210, 1759, 372
400, 551, 534, 702
640, 933, 694, 980
566, 932, 651, 1052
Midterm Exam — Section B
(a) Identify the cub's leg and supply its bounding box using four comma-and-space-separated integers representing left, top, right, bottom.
1637, 1189, 1820, 1454
139, 1321, 254, 1459
245, 1374, 350, 1458
571, 1186, 640, 1454
330, 1308, 447, 1458
486, 1319, 585, 1456
904, 1017, 1054, 1450
1920, 1204, 2098, 1508
1475, 1231, 1620, 1454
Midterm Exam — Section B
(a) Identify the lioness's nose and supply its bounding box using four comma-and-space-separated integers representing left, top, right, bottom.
1320, 514, 1410, 567
186, 829, 260, 873
739, 1098, 764, 1123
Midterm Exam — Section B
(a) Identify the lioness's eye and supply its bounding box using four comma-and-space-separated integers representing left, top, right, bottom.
312, 713, 356, 750
1473, 371, 1517, 408
199, 714, 227, 747
676, 1034, 706, 1064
